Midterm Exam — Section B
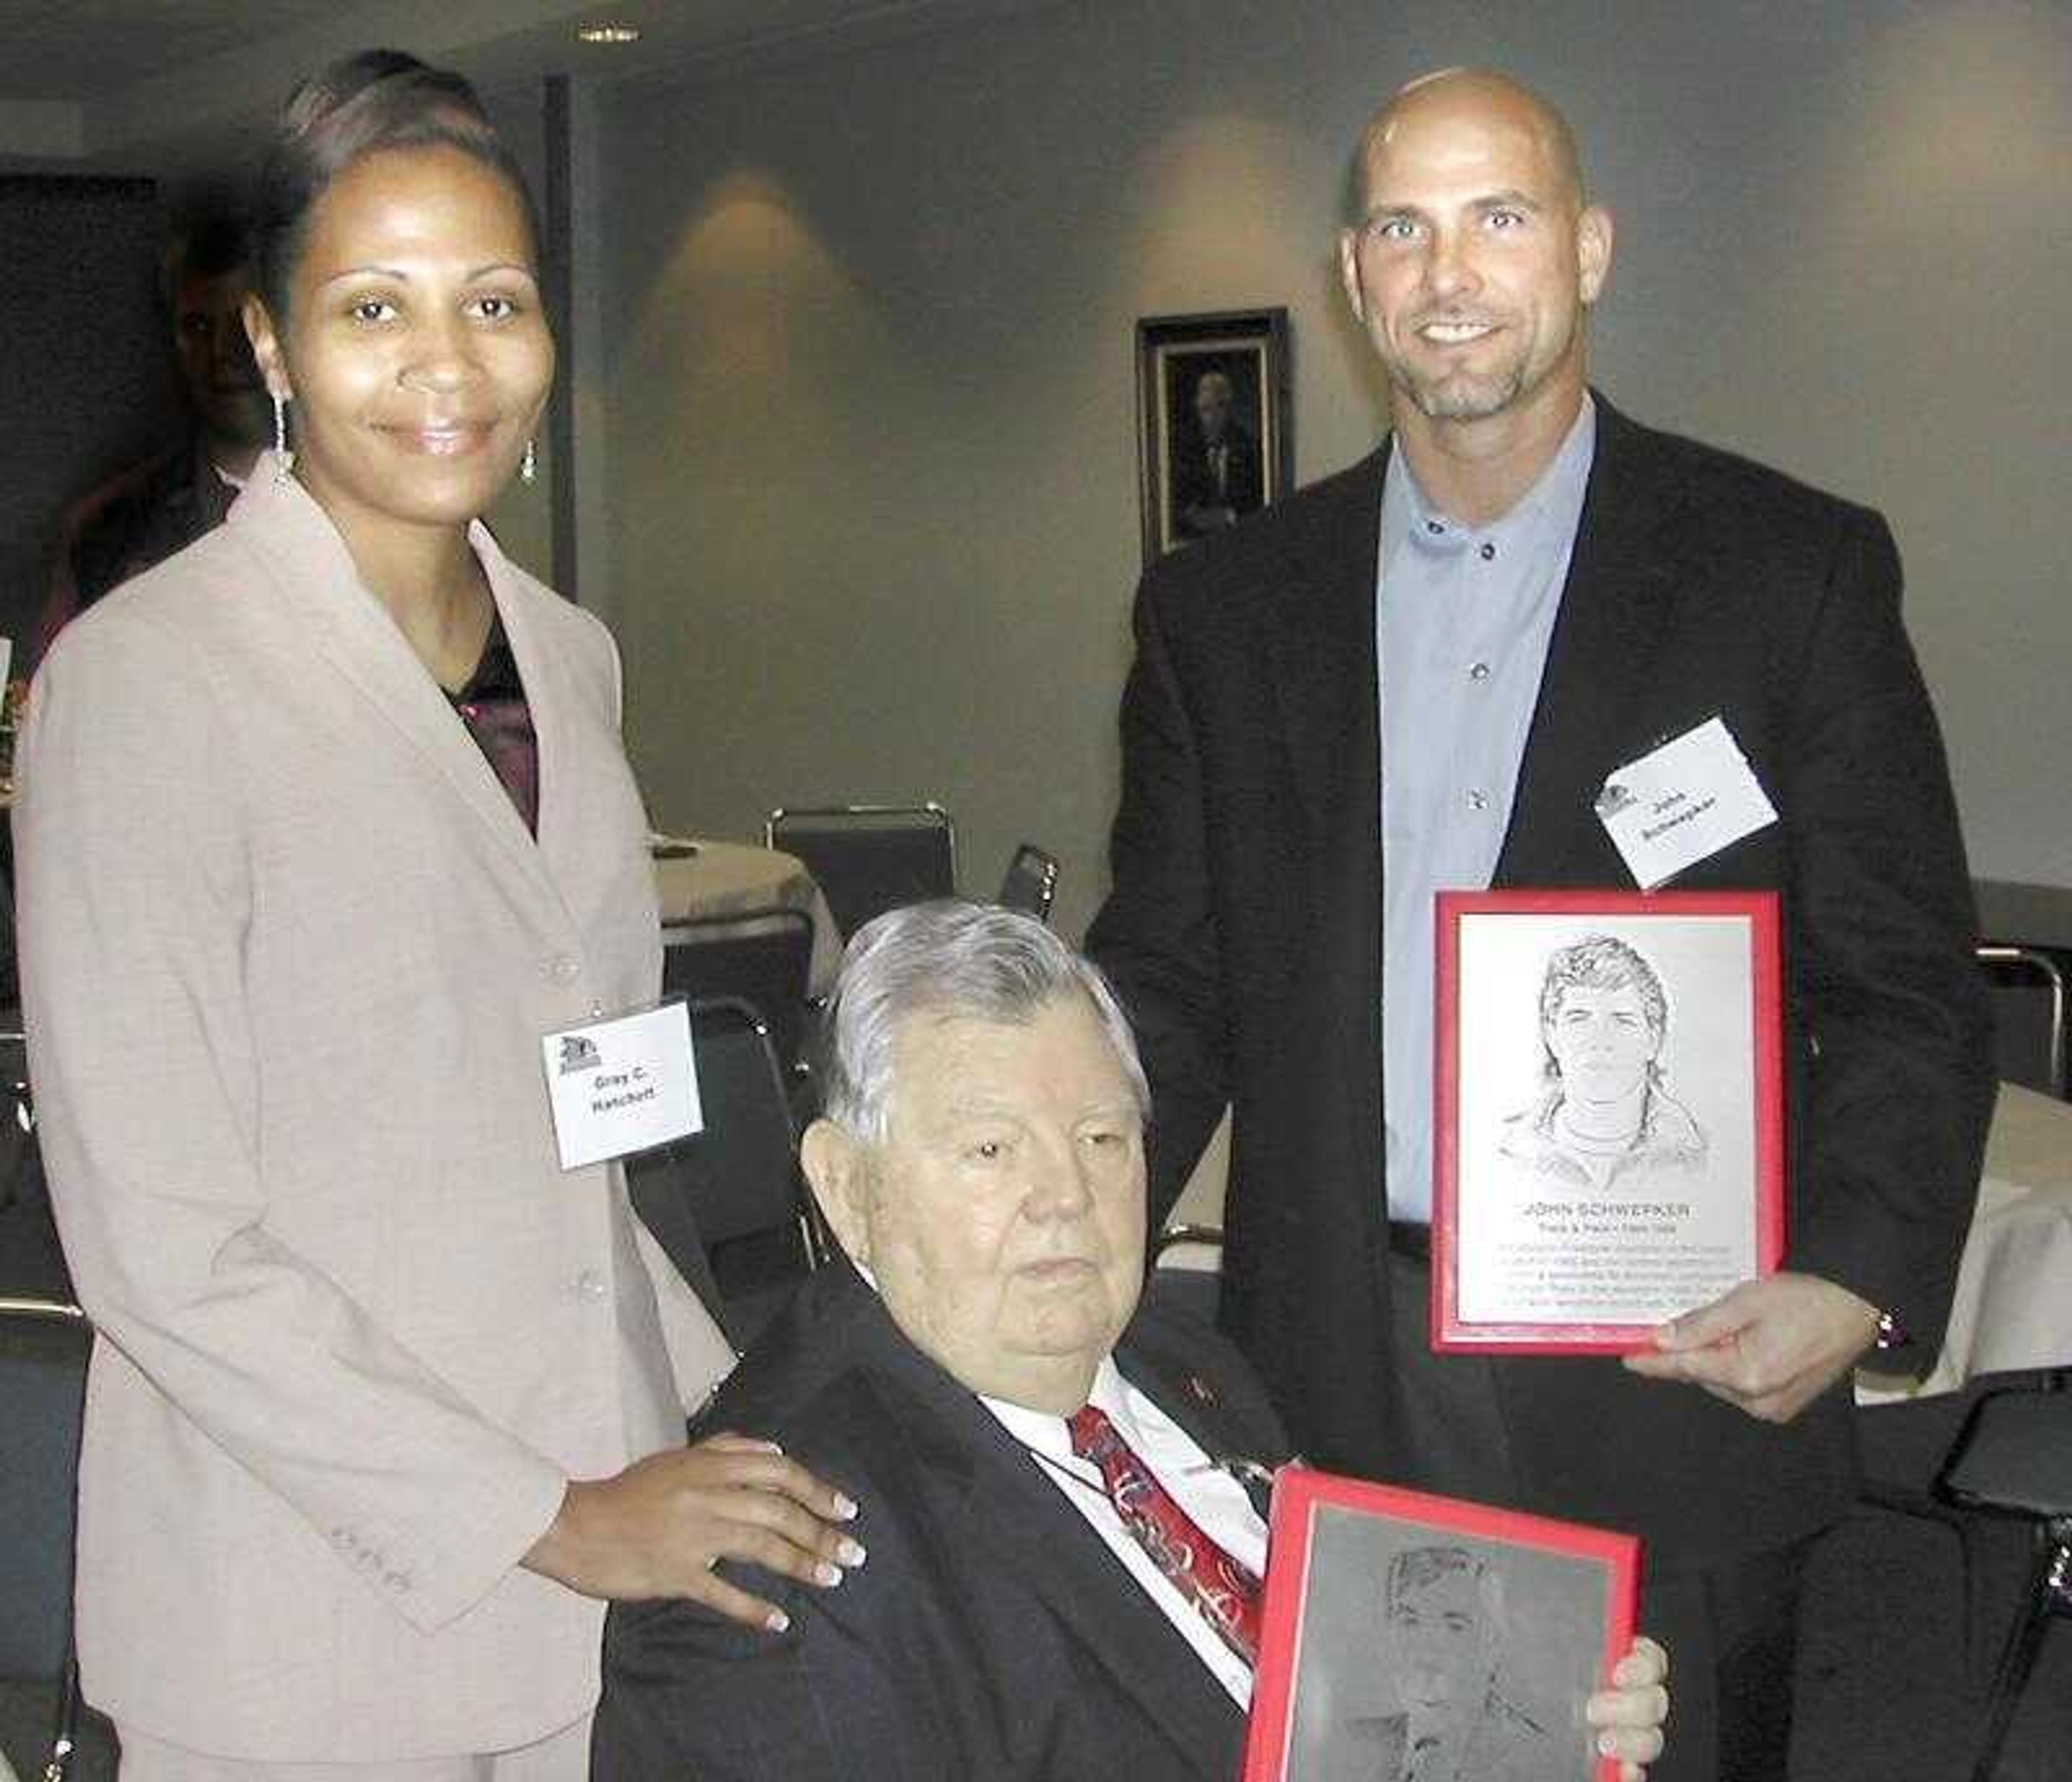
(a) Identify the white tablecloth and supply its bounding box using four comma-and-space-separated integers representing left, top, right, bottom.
1857, 1083, 2072, 1403
649, 836, 842, 995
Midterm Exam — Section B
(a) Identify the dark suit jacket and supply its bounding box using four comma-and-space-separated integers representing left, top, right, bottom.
593, 1260, 1289, 1781
1085, 396, 1994, 1564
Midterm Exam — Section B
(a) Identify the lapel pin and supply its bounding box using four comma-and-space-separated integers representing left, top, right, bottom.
1187, 1373, 1218, 1406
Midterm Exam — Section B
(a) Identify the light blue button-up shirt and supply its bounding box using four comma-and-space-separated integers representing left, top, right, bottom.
1377, 398, 1597, 1222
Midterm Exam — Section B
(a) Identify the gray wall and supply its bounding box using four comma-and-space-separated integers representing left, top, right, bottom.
588, 0, 2070, 937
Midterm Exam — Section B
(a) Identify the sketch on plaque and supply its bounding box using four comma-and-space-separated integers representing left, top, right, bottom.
1497, 934, 1708, 1198
1283, 1512, 1605, 1782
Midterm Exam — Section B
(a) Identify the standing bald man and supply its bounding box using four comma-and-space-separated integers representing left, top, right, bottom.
1087, 69, 1992, 1780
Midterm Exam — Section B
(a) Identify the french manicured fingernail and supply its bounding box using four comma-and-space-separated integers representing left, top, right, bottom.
837, 1536, 868, 1567
834, 1493, 860, 1519
767, 1608, 790, 1631
815, 1561, 843, 1586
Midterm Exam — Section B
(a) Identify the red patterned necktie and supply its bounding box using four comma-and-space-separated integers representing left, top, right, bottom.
1067, 1402, 1263, 1667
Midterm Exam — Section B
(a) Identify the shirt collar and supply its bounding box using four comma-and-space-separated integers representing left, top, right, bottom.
982, 1354, 1130, 1468
1381, 392, 1597, 560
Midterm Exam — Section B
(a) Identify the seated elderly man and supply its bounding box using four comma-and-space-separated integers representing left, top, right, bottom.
594, 903, 1667, 1780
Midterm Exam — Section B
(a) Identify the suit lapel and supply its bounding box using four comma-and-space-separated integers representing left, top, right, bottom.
1265, 450, 1391, 1217
231, 474, 570, 922
1266, 447, 1387, 855
1115, 1307, 1293, 1522
966, 1438, 1246, 1778
1497, 400, 1686, 886
479, 538, 588, 935
851, 1287, 1246, 1779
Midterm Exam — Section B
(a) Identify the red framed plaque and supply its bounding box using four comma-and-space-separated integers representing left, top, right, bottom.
1244, 1468, 1640, 1782
1432, 889, 1785, 1353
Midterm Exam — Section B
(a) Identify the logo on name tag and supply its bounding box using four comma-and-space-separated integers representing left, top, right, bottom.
557, 1034, 602, 1075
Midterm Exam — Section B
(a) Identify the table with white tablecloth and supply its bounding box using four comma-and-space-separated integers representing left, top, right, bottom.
648, 835, 843, 995
1857, 1083, 2072, 1404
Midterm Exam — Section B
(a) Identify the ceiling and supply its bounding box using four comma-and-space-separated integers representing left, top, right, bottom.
0, 0, 1039, 173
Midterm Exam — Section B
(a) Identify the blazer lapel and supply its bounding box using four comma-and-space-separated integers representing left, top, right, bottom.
477, 537, 590, 935
858, 1308, 1245, 1779
962, 1426, 1246, 1777
230, 474, 569, 917
1497, 399, 1686, 886
1266, 449, 1391, 1209
1266, 447, 1387, 856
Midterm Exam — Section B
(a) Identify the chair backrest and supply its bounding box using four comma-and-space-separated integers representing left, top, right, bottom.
0, 1298, 88, 1679
1939, 1383, 2072, 1521
1143, 1223, 1224, 1327
660, 907, 814, 1072
997, 842, 1059, 924
627, 999, 821, 1349
1978, 943, 2068, 1100
765, 804, 955, 938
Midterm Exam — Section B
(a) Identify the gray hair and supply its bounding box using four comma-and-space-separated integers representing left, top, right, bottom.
815, 901, 1150, 1145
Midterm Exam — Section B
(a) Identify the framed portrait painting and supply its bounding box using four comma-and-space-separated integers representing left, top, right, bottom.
1244, 1469, 1640, 1782
1135, 308, 1291, 563
1432, 889, 1787, 1353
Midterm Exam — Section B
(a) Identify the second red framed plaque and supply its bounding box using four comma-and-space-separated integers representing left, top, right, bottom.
1433, 889, 1785, 1353
1243, 1468, 1640, 1782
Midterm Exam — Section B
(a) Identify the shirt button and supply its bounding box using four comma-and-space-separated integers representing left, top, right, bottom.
571, 1269, 606, 1300
1469, 662, 1490, 682
1466, 789, 1489, 812
1478, 542, 1497, 561
543, 954, 579, 983
1425, 519, 1444, 535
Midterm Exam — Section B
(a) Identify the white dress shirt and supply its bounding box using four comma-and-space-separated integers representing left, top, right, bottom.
983, 1357, 1268, 1708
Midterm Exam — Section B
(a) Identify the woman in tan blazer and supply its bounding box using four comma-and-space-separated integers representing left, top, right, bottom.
17, 52, 858, 1780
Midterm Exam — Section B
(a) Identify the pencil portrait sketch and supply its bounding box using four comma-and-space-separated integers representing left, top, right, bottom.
1498, 935, 1707, 1196
1321, 1545, 1556, 1782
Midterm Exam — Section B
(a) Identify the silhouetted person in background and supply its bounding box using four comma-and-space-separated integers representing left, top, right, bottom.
31, 207, 269, 669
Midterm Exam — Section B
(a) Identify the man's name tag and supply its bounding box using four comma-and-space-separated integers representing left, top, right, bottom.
541, 1002, 703, 1172
1594, 717, 1778, 889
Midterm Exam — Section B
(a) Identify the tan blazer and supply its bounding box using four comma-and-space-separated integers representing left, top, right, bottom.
17, 464, 736, 1760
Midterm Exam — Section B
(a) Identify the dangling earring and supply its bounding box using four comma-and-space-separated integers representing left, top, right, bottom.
520, 439, 537, 486
272, 391, 295, 484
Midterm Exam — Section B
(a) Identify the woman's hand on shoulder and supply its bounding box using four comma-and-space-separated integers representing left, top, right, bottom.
524, 1432, 864, 1629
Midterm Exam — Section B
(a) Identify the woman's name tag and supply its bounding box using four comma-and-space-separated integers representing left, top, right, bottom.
541, 1002, 703, 1171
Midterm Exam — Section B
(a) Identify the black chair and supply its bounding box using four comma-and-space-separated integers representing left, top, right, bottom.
1, 1015, 75, 1307
1978, 943, 2068, 1100
765, 804, 955, 938
997, 843, 1059, 924
0, 1295, 99, 1782
628, 998, 824, 1350
1935, 1378, 2072, 1780
660, 907, 815, 1076
1142, 1223, 1224, 1328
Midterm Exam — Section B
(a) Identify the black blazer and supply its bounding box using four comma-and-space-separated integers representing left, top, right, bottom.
1085, 397, 1994, 1564
593, 1261, 1290, 1782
